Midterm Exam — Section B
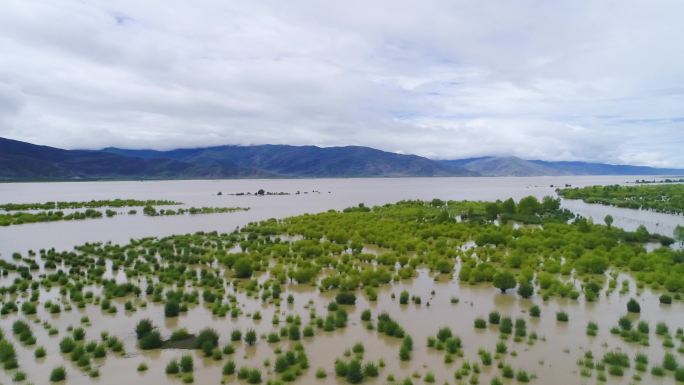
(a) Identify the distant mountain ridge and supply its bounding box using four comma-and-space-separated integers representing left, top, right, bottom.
0, 137, 471, 181
438, 156, 684, 177
1, 137, 682, 181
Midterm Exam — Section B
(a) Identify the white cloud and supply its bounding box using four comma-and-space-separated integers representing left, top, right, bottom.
0, 0, 682, 166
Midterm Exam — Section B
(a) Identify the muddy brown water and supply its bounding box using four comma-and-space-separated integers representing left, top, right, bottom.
1, 176, 682, 258
1, 176, 683, 384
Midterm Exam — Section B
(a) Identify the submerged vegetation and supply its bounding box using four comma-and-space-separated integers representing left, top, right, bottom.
0, 196, 682, 383
559, 183, 684, 215
0, 198, 249, 226
0, 199, 182, 211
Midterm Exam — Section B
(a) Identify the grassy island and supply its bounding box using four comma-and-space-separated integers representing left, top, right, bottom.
559, 183, 684, 215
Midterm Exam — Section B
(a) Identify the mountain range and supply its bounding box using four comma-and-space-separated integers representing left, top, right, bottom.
1, 137, 682, 181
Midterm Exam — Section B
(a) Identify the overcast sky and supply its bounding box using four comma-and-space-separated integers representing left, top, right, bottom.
1, 1, 683, 166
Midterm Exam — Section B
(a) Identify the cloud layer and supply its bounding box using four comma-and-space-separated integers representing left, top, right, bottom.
1, 0, 683, 166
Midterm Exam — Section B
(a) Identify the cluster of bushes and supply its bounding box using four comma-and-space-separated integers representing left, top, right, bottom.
0, 199, 182, 211
143, 206, 248, 217
135, 319, 163, 349
58, 331, 119, 378
273, 345, 309, 381
166, 355, 195, 383
0, 208, 103, 226
334, 359, 380, 384
12, 320, 36, 345
427, 327, 462, 357
559, 184, 684, 215
2, 196, 683, 384
0, 331, 19, 371
377, 313, 405, 338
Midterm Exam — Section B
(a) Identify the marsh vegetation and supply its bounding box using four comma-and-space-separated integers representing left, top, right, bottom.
559, 183, 684, 215
0, 199, 248, 226
0, 194, 682, 384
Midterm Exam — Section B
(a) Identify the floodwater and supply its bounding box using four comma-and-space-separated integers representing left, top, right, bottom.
1, 176, 681, 258
0, 176, 683, 385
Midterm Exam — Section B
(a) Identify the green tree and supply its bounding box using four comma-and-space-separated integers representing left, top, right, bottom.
493, 271, 517, 293
484, 203, 500, 220
245, 329, 257, 346
345, 360, 364, 384
234, 258, 253, 278
627, 298, 641, 313
517, 196, 541, 216
139, 330, 162, 349
50, 366, 66, 382
135, 319, 154, 340
517, 280, 534, 298
541, 196, 560, 212
675, 225, 684, 246
604, 214, 614, 228
164, 301, 180, 317
501, 198, 516, 214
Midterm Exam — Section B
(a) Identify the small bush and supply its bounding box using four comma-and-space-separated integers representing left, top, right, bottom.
50, 366, 66, 382
488, 311, 501, 324
556, 311, 568, 322
361, 309, 371, 321
166, 360, 180, 374
180, 355, 193, 373
627, 298, 641, 313
399, 291, 409, 305
336, 292, 357, 305
245, 329, 257, 345
529, 305, 540, 317
165, 301, 180, 317
223, 360, 236, 375
195, 328, 219, 350
35, 346, 46, 358
139, 330, 162, 349
135, 319, 154, 339
663, 352, 678, 371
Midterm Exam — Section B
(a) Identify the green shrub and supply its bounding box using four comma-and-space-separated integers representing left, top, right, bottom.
139, 330, 162, 349
35, 346, 46, 358
180, 355, 193, 373
165, 301, 180, 317
488, 311, 501, 324
135, 319, 154, 339
674, 367, 684, 382
223, 360, 236, 375
166, 360, 180, 374
195, 328, 219, 349
231, 329, 242, 341
529, 305, 540, 317
361, 309, 371, 321
50, 366, 66, 382
627, 298, 641, 313
437, 327, 453, 341
336, 292, 356, 305
245, 329, 257, 345
556, 311, 568, 322
663, 352, 678, 371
